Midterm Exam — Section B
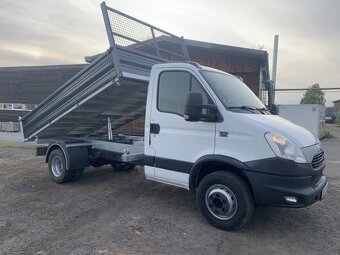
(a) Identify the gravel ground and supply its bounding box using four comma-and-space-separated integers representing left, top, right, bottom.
0, 128, 340, 255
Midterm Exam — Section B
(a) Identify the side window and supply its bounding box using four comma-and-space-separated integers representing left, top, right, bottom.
158, 71, 190, 115
158, 71, 212, 116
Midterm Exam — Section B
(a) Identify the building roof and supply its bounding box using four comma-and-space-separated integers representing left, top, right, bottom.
333, 99, 340, 103
184, 38, 268, 60
0, 64, 85, 72
0, 64, 86, 104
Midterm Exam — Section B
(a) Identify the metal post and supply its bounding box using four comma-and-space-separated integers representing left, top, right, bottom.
101, 1, 122, 76
101, 2, 116, 48
181, 36, 190, 61
151, 27, 161, 58
272, 35, 279, 103
266, 80, 274, 113
107, 116, 113, 141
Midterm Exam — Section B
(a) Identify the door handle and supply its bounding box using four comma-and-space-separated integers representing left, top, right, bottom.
150, 123, 160, 134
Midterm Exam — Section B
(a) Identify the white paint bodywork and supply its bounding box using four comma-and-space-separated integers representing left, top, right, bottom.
144, 63, 319, 189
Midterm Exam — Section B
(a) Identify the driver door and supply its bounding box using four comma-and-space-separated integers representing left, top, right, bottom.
148, 68, 216, 189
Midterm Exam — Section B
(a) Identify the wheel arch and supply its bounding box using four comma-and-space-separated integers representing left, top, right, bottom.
45, 142, 69, 169
189, 155, 253, 193
45, 141, 90, 170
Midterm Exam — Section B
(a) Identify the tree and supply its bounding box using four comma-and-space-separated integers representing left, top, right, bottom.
300, 83, 326, 105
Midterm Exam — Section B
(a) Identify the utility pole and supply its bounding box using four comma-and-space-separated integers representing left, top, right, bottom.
272, 35, 279, 104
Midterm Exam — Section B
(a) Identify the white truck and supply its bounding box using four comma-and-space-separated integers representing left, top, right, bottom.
20, 2, 328, 230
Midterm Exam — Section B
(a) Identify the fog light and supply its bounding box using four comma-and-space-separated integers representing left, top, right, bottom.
284, 196, 298, 203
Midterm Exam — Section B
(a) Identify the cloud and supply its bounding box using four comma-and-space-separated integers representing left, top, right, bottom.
68, 0, 97, 13
0, 0, 107, 66
0, 0, 339, 104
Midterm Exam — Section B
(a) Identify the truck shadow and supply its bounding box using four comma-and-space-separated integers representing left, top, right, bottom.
240, 205, 330, 236
74, 166, 331, 238
77, 165, 141, 185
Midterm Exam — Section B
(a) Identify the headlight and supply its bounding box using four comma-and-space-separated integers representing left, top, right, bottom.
265, 133, 307, 163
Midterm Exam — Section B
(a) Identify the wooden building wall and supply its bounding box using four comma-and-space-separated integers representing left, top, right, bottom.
0, 64, 86, 105
188, 47, 263, 96
0, 64, 85, 122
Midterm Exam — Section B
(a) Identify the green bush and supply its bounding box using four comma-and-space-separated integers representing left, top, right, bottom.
336, 118, 340, 127
322, 131, 335, 139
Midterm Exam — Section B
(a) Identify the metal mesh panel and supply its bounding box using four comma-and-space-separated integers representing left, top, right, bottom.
103, 3, 189, 62
153, 30, 184, 55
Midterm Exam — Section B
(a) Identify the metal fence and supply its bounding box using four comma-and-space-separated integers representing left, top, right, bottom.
0, 122, 20, 132
101, 2, 190, 62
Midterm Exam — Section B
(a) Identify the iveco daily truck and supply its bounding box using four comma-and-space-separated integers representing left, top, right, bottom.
20, 2, 328, 230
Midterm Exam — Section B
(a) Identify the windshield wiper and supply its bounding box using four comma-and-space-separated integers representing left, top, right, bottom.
255, 107, 269, 114
228, 105, 256, 111
227, 106, 268, 114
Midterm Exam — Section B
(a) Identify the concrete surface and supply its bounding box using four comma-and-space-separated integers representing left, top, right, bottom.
0, 128, 339, 255
0, 132, 23, 143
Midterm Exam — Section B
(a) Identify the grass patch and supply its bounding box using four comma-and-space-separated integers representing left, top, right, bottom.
0, 141, 23, 148
321, 131, 335, 139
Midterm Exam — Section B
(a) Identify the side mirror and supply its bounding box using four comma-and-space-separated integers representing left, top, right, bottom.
184, 92, 203, 121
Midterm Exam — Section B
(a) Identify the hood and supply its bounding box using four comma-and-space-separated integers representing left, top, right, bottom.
240, 114, 318, 148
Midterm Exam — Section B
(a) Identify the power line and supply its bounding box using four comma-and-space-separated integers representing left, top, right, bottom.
276, 90, 340, 93
275, 87, 340, 91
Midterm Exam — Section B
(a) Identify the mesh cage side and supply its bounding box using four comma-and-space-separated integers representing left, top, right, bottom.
104, 5, 189, 62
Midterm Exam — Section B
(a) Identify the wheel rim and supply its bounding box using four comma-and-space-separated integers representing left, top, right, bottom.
205, 184, 238, 220
51, 156, 63, 177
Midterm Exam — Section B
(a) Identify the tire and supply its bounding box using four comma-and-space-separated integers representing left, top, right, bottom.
197, 171, 254, 231
111, 163, 136, 171
48, 149, 73, 184
71, 168, 85, 181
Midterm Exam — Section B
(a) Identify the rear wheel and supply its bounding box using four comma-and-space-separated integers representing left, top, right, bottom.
48, 149, 73, 183
197, 171, 254, 231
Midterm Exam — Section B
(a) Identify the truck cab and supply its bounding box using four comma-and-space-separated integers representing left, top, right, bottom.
143, 62, 328, 230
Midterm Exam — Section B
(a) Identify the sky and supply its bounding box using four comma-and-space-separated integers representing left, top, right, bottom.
0, 0, 339, 106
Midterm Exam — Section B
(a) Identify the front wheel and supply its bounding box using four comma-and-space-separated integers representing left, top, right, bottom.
197, 171, 254, 231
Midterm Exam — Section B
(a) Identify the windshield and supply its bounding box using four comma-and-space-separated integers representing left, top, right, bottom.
200, 70, 265, 110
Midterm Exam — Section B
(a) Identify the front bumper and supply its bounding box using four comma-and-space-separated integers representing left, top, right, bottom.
245, 157, 327, 207
245, 170, 328, 207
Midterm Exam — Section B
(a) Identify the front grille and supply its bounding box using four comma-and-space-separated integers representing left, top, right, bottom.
312, 151, 325, 169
